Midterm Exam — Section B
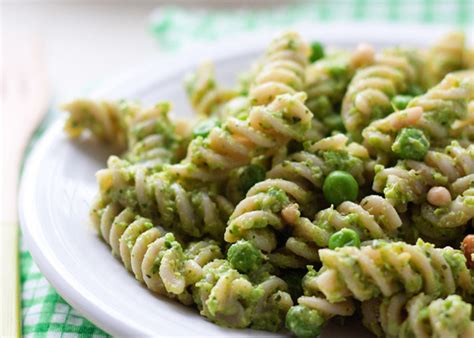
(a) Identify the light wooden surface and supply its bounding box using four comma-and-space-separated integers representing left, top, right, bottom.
0, 37, 50, 338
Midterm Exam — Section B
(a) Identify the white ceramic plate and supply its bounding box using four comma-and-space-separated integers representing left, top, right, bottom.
19, 23, 469, 337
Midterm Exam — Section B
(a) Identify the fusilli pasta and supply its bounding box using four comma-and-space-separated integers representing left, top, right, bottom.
96, 157, 234, 239
90, 196, 222, 304
361, 293, 473, 338
185, 61, 238, 117
341, 48, 422, 141
305, 239, 472, 303
63, 30, 474, 337
193, 259, 293, 331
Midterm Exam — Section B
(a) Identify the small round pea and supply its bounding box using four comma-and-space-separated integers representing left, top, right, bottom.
310, 41, 325, 63
328, 228, 361, 249
192, 118, 220, 138
323, 171, 359, 206
392, 127, 430, 161
227, 240, 263, 273
239, 164, 266, 194
391, 95, 413, 110
286, 305, 325, 337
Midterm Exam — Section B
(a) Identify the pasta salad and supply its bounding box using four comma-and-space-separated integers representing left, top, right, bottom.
63, 31, 474, 337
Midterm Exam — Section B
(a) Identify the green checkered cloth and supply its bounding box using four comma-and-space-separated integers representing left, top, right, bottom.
20, 1, 473, 336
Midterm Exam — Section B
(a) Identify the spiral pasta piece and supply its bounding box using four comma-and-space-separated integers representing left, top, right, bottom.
416, 183, 474, 228
305, 239, 472, 303
362, 293, 473, 338
185, 61, 238, 117
364, 70, 474, 157
373, 141, 474, 212
283, 194, 402, 247
63, 100, 187, 168
89, 198, 223, 304
169, 92, 313, 181
96, 157, 234, 239
266, 194, 401, 268
62, 99, 128, 147
464, 47, 474, 69
123, 102, 188, 167
249, 31, 309, 106
305, 43, 375, 121
408, 71, 473, 144
450, 71, 474, 144
193, 259, 293, 331
267, 133, 370, 187
412, 185, 474, 245
423, 32, 468, 88
342, 48, 422, 141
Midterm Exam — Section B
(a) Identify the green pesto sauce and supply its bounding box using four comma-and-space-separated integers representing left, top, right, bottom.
321, 150, 363, 175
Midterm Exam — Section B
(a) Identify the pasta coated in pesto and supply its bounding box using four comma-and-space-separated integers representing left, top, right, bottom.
64, 30, 474, 337
361, 293, 473, 338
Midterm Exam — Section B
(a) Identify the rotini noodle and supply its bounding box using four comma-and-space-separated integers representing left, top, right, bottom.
305, 43, 374, 123
249, 31, 309, 106
193, 259, 293, 331
169, 91, 313, 181
96, 157, 234, 239
305, 239, 472, 303
373, 141, 474, 211
342, 48, 422, 141
185, 61, 238, 117
423, 32, 468, 88
362, 293, 473, 338
89, 197, 222, 305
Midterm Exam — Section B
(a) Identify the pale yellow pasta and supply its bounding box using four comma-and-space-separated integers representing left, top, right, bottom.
185, 61, 238, 117
95, 156, 234, 239
249, 31, 309, 105
307, 239, 472, 303
362, 293, 473, 338
193, 259, 292, 331
169, 91, 313, 181
423, 32, 468, 88
90, 198, 222, 305
342, 48, 422, 141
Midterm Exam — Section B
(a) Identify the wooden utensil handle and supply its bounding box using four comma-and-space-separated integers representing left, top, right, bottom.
0, 223, 21, 337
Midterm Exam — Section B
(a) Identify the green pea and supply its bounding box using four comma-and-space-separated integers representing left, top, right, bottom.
323, 114, 346, 132
323, 171, 359, 206
310, 41, 325, 63
227, 240, 263, 273
286, 305, 325, 337
391, 95, 413, 110
239, 164, 266, 194
328, 228, 361, 249
392, 127, 430, 161
192, 118, 220, 138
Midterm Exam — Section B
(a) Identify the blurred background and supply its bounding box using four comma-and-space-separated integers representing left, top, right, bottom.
2, 1, 302, 98
3, 0, 473, 99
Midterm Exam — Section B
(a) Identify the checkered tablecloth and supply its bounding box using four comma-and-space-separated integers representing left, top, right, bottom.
20, 1, 473, 336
